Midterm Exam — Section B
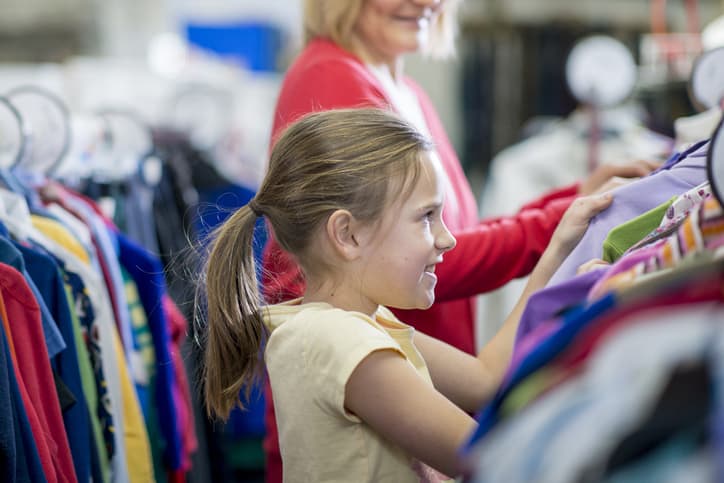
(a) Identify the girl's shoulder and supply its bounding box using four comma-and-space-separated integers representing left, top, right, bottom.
265, 301, 402, 354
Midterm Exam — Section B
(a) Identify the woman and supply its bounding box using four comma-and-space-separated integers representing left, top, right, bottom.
261, 1, 651, 480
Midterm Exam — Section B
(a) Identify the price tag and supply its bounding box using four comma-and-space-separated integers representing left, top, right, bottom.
566, 36, 637, 107
689, 46, 724, 111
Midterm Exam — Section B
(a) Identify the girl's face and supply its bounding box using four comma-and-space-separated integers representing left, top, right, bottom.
352, 0, 445, 65
357, 151, 456, 311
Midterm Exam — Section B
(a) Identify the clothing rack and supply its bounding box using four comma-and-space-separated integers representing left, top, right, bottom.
0, 85, 259, 482
463, 46, 724, 483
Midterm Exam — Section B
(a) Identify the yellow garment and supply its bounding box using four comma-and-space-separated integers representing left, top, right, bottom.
111, 321, 155, 482
31, 215, 92, 265
264, 299, 452, 483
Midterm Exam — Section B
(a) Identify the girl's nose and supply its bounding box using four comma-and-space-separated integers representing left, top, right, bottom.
436, 223, 456, 253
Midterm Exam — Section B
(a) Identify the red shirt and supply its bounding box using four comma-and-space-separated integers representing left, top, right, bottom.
1, 263, 77, 483
262, 38, 577, 482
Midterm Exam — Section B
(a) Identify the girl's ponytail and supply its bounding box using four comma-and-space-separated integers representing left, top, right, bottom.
201, 203, 267, 420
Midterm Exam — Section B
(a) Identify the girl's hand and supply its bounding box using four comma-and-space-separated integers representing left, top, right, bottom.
552, 192, 614, 256
577, 258, 611, 275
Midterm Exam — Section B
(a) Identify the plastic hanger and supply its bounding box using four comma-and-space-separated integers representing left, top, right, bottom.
0, 95, 26, 170
5, 85, 71, 175
94, 108, 154, 183
706, 119, 724, 206
687, 46, 724, 207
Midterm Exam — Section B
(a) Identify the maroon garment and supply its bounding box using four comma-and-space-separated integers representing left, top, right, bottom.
1, 263, 77, 482
262, 38, 578, 482
163, 295, 198, 471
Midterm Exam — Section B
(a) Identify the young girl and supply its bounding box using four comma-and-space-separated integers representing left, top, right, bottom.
199, 108, 613, 481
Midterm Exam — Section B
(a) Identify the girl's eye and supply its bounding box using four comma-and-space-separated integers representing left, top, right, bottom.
423, 210, 435, 221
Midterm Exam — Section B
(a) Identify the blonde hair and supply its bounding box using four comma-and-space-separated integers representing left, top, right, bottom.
303, 0, 462, 59
199, 108, 432, 420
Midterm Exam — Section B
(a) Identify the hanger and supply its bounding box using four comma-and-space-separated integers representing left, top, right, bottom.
5, 85, 71, 176
93, 108, 154, 183
167, 82, 234, 150
707, 116, 724, 206
0, 95, 26, 170
686, 46, 724, 206
50, 112, 111, 181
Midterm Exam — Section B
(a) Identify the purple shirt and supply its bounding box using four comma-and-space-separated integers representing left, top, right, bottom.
548, 141, 709, 286
515, 268, 606, 347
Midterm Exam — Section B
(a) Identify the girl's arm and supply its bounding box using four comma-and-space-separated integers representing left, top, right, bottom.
414, 238, 568, 412
417, 193, 614, 412
345, 193, 614, 476
344, 349, 476, 477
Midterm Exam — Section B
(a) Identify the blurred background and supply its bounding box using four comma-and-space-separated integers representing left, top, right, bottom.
1, 0, 723, 481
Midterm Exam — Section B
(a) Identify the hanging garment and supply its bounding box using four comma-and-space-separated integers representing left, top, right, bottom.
513, 268, 608, 369
0, 262, 78, 482
601, 198, 676, 263
469, 260, 724, 452
118, 233, 183, 473
590, 198, 724, 300
33, 228, 131, 481
475, 106, 674, 347
17, 243, 92, 483
548, 140, 709, 286
0, 313, 47, 483
466, 301, 723, 483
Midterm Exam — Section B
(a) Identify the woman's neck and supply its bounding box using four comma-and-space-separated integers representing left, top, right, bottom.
346, 38, 405, 82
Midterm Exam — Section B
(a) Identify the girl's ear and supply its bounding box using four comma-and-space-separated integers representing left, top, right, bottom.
326, 209, 364, 261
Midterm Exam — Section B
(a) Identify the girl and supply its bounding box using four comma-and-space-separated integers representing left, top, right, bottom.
262, 2, 653, 478
199, 108, 613, 481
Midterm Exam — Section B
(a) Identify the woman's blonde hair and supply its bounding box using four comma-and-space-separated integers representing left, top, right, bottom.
303, 0, 462, 59
199, 108, 432, 420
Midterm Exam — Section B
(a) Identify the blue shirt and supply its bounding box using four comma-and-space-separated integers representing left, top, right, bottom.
464, 293, 617, 451
18, 243, 91, 483
117, 232, 182, 470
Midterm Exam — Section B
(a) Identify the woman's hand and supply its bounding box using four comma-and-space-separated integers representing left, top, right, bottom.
551, 192, 614, 257
578, 160, 660, 196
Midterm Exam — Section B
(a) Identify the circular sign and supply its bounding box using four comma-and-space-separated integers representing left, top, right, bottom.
689, 46, 724, 111
566, 36, 637, 107
0, 96, 25, 169
6, 85, 70, 173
